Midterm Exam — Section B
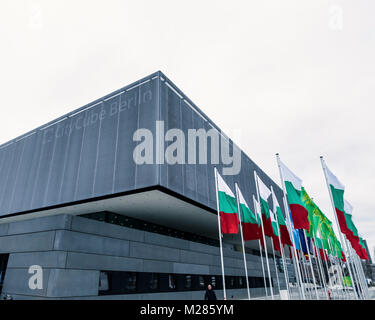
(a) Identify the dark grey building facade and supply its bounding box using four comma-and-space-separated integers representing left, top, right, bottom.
0, 71, 294, 299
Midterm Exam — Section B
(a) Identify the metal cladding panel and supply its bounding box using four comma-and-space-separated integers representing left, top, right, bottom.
0, 71, 286, 218
0, 74, 159, 217
158, 75, 286, 216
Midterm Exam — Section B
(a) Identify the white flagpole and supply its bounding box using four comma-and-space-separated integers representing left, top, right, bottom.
319, 156, 359, 300
214, 167, 227, 300
312, 235, 330, 299
354, 249, 369, 299
351, 244, 366, 299
348, 241, 363, 299
270, 186, 291, 299
350, 240, 369, 299
328, 237, 347, 299
298, 235, 311, 299
271, 239, 281, 296
346, 238, 365, 299
275, 154, 306, 300
234, 183, 251, 300
258, 239, 268, 298
312, 242, 324, 300
254, 170, 274, 300
322, 250, 334, 299
303, 230, 320, 299
253, 198, 268, 299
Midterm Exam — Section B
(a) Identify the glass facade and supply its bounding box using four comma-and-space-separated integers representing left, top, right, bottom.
80, 211, 267, 257
99, 270, 271, 296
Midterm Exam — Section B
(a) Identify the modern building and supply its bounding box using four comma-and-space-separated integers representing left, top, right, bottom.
0, 71, 294, 299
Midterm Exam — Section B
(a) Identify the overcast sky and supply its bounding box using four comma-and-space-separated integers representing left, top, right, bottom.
0, 1, 374, 260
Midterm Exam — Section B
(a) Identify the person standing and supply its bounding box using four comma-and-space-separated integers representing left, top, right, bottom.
204, 284, 217, 300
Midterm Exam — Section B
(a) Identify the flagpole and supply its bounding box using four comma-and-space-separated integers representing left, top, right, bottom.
347, 240, 363, 299
355, 250, 370, 299
312, 236, 330, 299
311, 240, 324, 299
281, 246, 292, 299
254, 170, 274, 300
324, 248, 338, 299
270, 239, 281, 297
328, 237, 346, 299
234, 183, 251, 300
298, 235, 311, 299
346, 238, 365, 299
253, 199, 268, 299
354, 249, 369, 299
214, 167, 227, 300
319, 156, 359, 300
322, 246, 336, 299
349, 241, 365, 299
275, 154, 306, 300
303, 230, 320, 299
328, 228, 350, 299
258, 239, 268, 298
350, 239, 369, 299
270, 186, 291, 299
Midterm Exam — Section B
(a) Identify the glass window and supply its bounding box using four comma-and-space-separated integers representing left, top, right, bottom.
211, 276, 216, 288
185, 275, 192, 289
98, 271, 109, 291
148, 273, 158, 290
230, 277, 235, 288
199, 276, 205, 289
125, 272, 137, 291
238, 276, 243, 288
168, 274, 176, 289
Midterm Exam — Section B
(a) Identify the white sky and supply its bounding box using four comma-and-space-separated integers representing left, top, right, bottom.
0, 1, 374, 261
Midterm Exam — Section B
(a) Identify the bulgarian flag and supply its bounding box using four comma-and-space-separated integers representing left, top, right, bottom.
253, 195, 265, 248
271, 189, 293, 246
279, 160, 309, 231
237, 187, 260, 241
256, 175, 273, 238
343, 200, 362, 256
325, 165, 350, 236
359, 237, 369, 260
216, 172, 239, 234
270, 211, 281, 252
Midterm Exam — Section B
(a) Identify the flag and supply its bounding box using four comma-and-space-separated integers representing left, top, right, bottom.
256, 175, 273, 237
315, 238, 328, 261
271, 218, 281, 252
216, 172, 239, 234
272, 189, 293, 246
237, 187, 260, 241
301, 187, 321, 238
343, 200, 362, 257
279, 160, 309, 230
325, 165, 349, 236
359, 237, 369, 260
253, 195, 266, 248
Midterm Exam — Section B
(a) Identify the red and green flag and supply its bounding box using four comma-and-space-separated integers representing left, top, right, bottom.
325, 166, 350, 236
256, 175, 273, 238
253, 195, 266, 248
343, 199, 363, 256
271, 216, 281, 252
271, 189, 293, 246
315, 238, 328, 261
279, 160, 309, 230
216, 172, 239, 234
359, 237, 369, 260
237, 187, 261, 241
